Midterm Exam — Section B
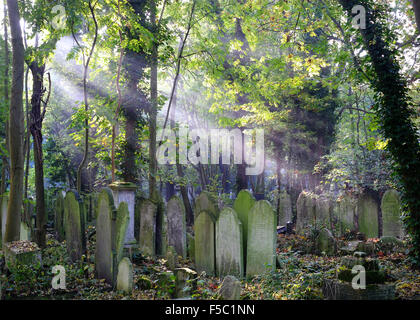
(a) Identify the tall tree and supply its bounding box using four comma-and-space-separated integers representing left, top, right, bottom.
413, 0, 420, 33
4, 0, 25, 243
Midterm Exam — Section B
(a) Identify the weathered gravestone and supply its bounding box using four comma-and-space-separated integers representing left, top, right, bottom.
1, 194, 8, 244
218, 275, 242, 300
109, 182, 137, 247
277, 191, 292, 226
296, 192, 316, 233
381, 190, 404, 238
116, 257, 134, 294
357, 194, 379, 239
194, 192, 219, 220
216, 208, 243, 278
167, 196, 187, 258
315, 228, 336, 256
95, 189, 130, 285
20, 222, 30, 241
151, 190, 167, 256
175, 268, 197, 299
246, 201, 277, 278
64, 191, 83, 262
54, 191, 65, 242
233, 190, 255, 269
315, 195, 332, 229
334, 194, 357, 235
139, 199, 157, 256
95, 189, 114, 284
194, 211, 216, 275
187, 233, 195, 261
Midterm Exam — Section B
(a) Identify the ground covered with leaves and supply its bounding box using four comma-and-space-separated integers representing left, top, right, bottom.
0, 230, 419, 300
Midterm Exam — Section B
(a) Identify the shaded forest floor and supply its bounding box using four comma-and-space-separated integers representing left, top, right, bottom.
1, 228, 419, 300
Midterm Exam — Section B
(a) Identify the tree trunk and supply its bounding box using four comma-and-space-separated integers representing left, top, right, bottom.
29, 62, 47, 248
1, 0, 10, 196
412, 0, 420, 33
4, 0, 25, 243
149, 0, 158, 197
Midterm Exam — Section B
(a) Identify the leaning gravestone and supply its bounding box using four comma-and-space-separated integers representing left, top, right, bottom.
167, 196, 187, 258
139, 199, 157, 256
54, 191, 66, 242
381, 190, 404, 238
216, 208, 243, 278
357, 194, 379, 238
296, 192, 316, 233
64, 191, 83, 262
194, 192, 219, 220
277, 191, 292, 226
194, 211, 216, 275
96, 189, 114, 284
116, 257, 134, 294
246, 201, 277, 278
233, 190, 255, 269
1, 194, 8, 244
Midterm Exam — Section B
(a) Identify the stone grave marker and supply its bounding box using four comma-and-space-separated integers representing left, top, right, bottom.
64, 191, 83, 262
246, 200, 277, 278
381, 190, 404, 238
116, 257, 133, 294
194, 211, 215, 275
216, 207, 243, 278
139, 199, 157, 256
167, 196, 187, 258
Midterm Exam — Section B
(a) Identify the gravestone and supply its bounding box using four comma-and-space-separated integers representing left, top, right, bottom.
64, 191, 83, 262
216, 208, 243, 278
116, 257, 133, 294
194, 211, 215, 275
246, 200, 277, 278
296, 192, 316, 233
1, 194, 8, 244
334, 194, 357, 235
95, 189, 114, 285
277, 191, 292, 226
20, 222, 30, 241
358, 194, 379, 238
381, 190, 404, 238
233, 190, 255, 268
194, 192, 219, 220
54, 191, 66, 242
187, 233, 195, 261
139, 199, 157, 256
167, 196, 187, 258
114, 202, 130, 270
166, 245, 178, 270
109, 182, 137, 247
218, 275, 241, 300
315, 196, 332, 229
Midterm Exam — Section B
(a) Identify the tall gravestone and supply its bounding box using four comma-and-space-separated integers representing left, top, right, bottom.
334, 194, 357, 235
381, 190, 404, 238
315, 195, 332, 229
64, 191, 83, 262
194, 211, 215, 275
296, 192, 316, 233
216, 208, 243, 278
358, 194, 379, 238
167, 196, 187, 258
109, 182, 137, 247
139, 199, 157, 256
114, 202, 130, 269
54, 191, 66, 242
246, 201, 277, 278
277, 191, 292, 226
233, 190, 255, 270
96, 189, 115, 284
194, 192, 219, 220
